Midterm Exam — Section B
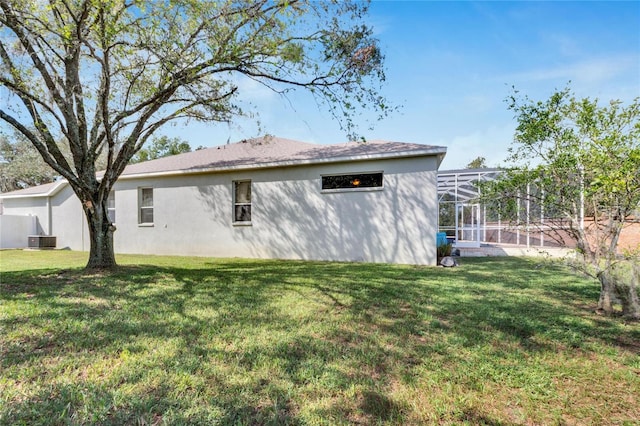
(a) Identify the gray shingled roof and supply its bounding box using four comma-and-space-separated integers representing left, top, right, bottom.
1, 137, 446, 197
120, 136, 446, 178
0, 181, 65, 198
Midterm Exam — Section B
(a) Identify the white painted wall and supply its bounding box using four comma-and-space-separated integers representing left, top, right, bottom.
0, 215, 37, 248
1, 155, 440, 265
1, 186, 89, 251
112, 156, 439, 264
50, 185, 88, 250
0, 197, 48, 235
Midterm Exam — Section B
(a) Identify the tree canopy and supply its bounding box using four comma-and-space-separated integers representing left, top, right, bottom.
130, 136, 192, 163
0, 0, 389, 268
465, 156, 488, 169
483, 87, 640, 318
0, 133, 59, 192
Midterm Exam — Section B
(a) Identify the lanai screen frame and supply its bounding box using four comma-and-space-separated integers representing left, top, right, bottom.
437, 168, 568, 248
438, 169, 501, 248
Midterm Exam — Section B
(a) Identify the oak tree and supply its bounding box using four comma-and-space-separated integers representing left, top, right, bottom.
0, 0, 389, 268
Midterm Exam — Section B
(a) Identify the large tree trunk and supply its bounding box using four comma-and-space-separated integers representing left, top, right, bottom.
617, 262, 640, 319
598, 262, 640, 319
597, 270, 616, 314
83, 197, 117, 269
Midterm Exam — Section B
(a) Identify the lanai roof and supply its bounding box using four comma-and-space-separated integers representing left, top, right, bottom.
437, 168, 502, 202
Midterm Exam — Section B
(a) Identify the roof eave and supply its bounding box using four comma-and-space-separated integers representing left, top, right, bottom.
0, 180, 68, 200
118, 147, 448, 180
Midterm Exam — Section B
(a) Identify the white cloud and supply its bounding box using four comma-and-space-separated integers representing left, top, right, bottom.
461, 95, 494, 114
509, 55, 638, 84
438, 123, 516, 170
542, 33, 582, 58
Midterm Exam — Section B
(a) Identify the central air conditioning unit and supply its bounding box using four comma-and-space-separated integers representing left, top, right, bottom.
28, 235, 57, 249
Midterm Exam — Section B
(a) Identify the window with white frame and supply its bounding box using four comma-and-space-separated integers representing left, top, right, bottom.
233, 180, 251, 223
139, 187, 154, 224
107, 191, 116, 223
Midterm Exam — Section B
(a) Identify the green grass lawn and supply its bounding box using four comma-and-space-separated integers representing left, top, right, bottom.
1, 250, 639, 425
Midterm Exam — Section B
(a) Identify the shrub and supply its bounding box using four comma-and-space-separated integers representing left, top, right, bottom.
437, 242, 452, 258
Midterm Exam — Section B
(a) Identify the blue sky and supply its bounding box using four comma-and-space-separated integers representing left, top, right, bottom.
164, 1, 638, 169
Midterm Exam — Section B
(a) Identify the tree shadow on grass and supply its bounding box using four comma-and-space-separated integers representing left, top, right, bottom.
1, 257, 638, 424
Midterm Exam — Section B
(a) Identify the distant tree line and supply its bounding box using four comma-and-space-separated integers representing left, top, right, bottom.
1, 134, 194, 192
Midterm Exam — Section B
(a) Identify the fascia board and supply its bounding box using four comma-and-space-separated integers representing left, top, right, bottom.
0, 180, 68, 200
117, 147, 449, 181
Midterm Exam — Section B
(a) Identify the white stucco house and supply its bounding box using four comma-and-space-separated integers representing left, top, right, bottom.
0, 136, 447, 265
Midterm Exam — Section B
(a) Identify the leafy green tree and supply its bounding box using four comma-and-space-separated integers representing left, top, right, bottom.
130, 136, 192, 163
0, 132, 108, 192
0, 0, 389, 269
465, 156, 487, 169
0, 133, 58, 192
484, 87, 640, 318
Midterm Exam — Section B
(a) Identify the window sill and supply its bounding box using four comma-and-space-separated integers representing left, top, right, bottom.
138, 223, 154, 227
232, 221, 252, 227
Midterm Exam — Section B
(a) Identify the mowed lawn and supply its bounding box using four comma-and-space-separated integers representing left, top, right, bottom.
1, 251, 639, 425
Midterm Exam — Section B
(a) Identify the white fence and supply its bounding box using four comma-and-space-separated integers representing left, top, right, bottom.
0, 215, 37, 249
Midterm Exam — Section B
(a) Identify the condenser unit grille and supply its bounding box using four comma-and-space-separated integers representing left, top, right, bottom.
28, 235, 57, 249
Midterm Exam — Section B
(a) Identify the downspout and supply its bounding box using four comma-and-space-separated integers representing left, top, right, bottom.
47, 195, 52, 236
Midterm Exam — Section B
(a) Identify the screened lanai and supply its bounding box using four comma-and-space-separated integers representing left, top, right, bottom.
437, 169, 501, 248
437, 168, 566, 249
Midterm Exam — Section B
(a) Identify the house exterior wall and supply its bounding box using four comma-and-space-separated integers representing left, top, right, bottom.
50, 185, 89, 250
0, 186, 89, 250
1, 155, 440, 265
0, 197, 49, 235
110, 156, 439, 265
0, 215, 37, 248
